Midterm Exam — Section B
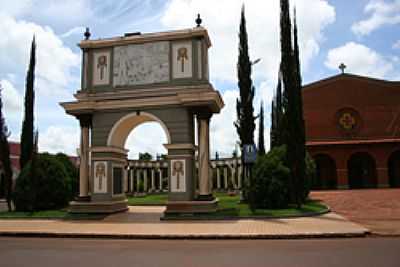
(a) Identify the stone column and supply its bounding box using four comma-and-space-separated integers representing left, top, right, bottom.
78, 115, 91, 200
136, 169, 141, 192
197, 113, 212, 200
216, 167, 221, 189
151, 168, 155, 191
224, 167, 228, 189
129, 168, 134, 193
144, 169, 148, 192
158, 168, 163, 191
231, 167, 237, 189
238, 165, 242, 189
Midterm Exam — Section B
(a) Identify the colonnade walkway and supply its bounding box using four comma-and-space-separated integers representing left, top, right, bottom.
0, 206, 368, 238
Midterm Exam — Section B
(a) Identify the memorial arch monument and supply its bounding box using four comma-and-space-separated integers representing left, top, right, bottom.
61, 25, 224, 214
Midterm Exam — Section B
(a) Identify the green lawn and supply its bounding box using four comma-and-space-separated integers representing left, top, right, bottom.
0, 209, 106, 220
127, 193, 168, 205
128, 192, 328, 218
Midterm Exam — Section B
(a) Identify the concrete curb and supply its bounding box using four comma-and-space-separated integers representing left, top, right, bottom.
0, 231, 368, 240
161, 208, 331, 221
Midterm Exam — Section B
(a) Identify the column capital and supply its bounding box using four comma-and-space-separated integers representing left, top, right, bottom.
78, 114, 92, 127
197, 112, 212, 121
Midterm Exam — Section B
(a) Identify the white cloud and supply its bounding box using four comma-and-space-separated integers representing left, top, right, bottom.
161, 0, 335, 83
352, 0, 400, 36
325, 42, 394, 79
0, 79, 23, 115
393, 40, 400, 49
124, 122, 168, 159
0, 13, 80, 97
39, 125, 79, 156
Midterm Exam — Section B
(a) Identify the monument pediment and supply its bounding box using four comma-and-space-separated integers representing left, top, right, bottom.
80, 27, 210, 92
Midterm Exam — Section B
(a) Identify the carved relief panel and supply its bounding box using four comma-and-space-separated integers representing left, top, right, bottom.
170, 159, 186, 192
92, 51, 111, 86
172, 41, 193, 79
93, 161, 108, 193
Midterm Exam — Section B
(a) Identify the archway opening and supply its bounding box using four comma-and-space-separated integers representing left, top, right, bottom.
347, 152, 377, 189
388, 150, 400, 188
107, 112, 171, 194
313, 154, 337, 190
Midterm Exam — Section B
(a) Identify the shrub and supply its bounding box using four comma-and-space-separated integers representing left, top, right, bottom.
13, 153, 70, 211
250, 146, 290, 209
249, 145, 316, 210
55, 153, 79, 199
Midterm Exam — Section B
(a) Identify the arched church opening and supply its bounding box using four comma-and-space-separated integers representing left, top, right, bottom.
124, 121, 169, 195
313, 154, 337, 190
347, 152, 377, 189
388, 150, 400, 188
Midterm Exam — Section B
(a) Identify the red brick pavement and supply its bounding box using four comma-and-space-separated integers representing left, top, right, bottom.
311, 189, 400, 235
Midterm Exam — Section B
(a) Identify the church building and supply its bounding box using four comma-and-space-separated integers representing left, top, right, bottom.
304, 72, 400, 189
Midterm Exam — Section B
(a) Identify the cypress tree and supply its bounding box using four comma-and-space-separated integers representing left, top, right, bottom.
257, 102, 265, 156
270, 99, 276, 149
280, 0, 300, 206
234, 5, 256, 202
234, 5, 256, 147
275, 69, 285, 147
20, 36, 36, 170
292, 8, 306, 204
0, 84, 14, 211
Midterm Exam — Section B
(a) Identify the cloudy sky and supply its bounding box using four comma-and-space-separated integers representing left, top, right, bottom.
1, 0, 399, 159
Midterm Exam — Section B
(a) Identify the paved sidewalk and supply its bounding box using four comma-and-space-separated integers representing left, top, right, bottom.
311, 189, 400, 235
0, 206, 368, 239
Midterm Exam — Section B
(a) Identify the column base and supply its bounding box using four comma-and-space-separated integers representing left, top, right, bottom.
164, 199, 218, 214
75, 195, 91, 202
196, 194, 215, 201
68, 199, 128, 214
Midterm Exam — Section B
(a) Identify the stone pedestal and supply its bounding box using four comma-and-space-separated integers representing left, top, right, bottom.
69, 146, 128, 213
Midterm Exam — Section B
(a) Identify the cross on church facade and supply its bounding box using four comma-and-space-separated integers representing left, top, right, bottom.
339, 63, 346, 74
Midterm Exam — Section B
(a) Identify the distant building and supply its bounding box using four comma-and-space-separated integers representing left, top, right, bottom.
304, 73, 400, 189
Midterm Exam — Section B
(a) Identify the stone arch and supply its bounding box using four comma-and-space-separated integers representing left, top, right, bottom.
347, 152, 377, 189
388, 150, 400, 188
107, 111, 172, 149
313, 154, 337, 190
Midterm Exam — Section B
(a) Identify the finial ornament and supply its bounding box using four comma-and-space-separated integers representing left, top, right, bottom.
84, 27, 91, 40
196, 14, 202, 27
339, 63, 346, 74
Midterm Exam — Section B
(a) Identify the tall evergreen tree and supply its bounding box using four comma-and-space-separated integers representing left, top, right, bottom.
280, 0, 302, 206
20, 36, 36, 170
274, 69, 285, 148
270, 99, 276, 149
257, 102, 265, 156
0, 84, 14, 211
234, 5, 256, 147
234, 5, 256, 202
292, 8, 306, 204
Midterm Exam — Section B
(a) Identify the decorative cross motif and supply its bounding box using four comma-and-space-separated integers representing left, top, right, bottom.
172, 161, 184, 190
177, 47, 188, 72
97, 55, 108, 80
339, 63, 346, 74
96, 162, 106, 191
339, 113, 356, 130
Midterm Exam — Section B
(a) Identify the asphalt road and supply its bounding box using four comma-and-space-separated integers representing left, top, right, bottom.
1, 237, 399, 267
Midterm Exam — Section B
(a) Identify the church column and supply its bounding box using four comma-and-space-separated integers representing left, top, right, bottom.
158, 168, 163, 191
216, 167, 221, 189
136, 169, 141, 192
144, 169, 148, 192
78, 115, 91, 200
197, 113, 212, 200
238, 165, 243, 189
151, 168, 155, 191
224, 166, 228, 190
